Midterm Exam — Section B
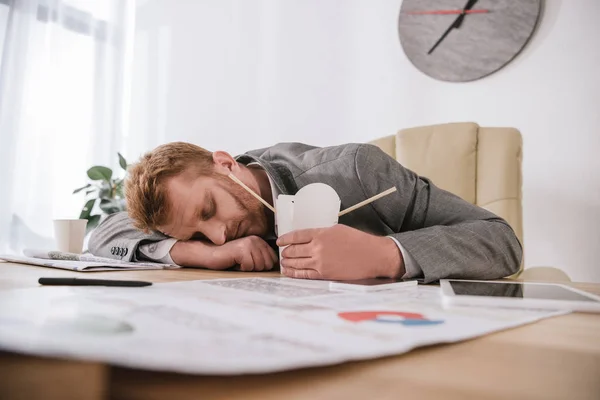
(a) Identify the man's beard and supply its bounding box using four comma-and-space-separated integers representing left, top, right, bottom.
217, 176, 268, 239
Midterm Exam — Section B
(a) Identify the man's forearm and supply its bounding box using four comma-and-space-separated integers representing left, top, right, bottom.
88, 212, 168, 260
170, 236, 278, 272
170, 240, 221, 268
392, 220, 522, 282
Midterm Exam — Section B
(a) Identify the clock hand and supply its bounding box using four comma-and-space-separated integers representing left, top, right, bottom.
427, 21, 459, 55
427, 0, 479, 54
454, 0, 479, 29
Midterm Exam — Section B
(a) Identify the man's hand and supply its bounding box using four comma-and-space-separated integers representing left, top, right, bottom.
277, 224, 404, 280
170, 236, 278, 272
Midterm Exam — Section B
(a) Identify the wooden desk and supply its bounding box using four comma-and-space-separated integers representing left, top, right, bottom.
0, 261, 599, 400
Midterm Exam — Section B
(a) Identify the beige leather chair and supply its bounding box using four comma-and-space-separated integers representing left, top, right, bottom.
370, 122, 569, 281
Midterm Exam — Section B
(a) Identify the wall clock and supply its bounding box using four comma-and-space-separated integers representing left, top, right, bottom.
398, 0, 542, 82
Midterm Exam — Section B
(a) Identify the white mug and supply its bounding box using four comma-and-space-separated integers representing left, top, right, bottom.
53, 219, 88, 254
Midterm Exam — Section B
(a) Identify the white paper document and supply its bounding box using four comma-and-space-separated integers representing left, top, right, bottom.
0, 254, 177, 272
0, 278, 566, 375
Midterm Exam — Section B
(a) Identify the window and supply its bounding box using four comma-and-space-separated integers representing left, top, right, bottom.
0, 0, 132, 253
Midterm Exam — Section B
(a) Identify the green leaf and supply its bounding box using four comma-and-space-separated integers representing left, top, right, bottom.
79, 199, 96, 219
72, 183, 91, 194
118, 152, 128, 171
85, 189, 96, 196
86, 214, 101, 232
87, 166, 113, 181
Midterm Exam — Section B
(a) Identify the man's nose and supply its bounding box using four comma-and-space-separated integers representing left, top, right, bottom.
203, 222, 227, 246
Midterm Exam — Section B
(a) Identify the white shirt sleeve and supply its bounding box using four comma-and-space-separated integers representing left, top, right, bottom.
387, 236, 423, 279
137, 238, 179, 265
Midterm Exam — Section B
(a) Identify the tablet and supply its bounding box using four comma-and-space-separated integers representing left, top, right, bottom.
440, 280, 600, 313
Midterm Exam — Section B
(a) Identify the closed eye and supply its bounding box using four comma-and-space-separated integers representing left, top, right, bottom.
198, 193, 216, 221
199, 209, 210, 221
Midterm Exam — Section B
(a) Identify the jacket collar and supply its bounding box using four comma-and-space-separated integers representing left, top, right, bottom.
234, 154, 298, 196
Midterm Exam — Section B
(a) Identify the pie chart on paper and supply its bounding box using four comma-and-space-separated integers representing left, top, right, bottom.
338, 311, 444, 326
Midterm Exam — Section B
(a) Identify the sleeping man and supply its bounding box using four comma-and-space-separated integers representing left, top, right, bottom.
89, 141, 522, 283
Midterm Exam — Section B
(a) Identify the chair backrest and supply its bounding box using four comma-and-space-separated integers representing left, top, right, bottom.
370, 122, 524, 249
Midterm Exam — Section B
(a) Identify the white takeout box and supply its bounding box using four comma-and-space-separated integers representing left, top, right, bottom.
275, 183, 341, 265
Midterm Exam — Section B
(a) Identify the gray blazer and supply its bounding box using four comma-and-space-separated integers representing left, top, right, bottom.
89, 143, 522, 282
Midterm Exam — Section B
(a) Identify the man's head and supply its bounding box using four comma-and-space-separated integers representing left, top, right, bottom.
126, 142, 269, 245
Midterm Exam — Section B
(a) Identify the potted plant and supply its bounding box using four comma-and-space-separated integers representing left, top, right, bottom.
73, 153, 128, 232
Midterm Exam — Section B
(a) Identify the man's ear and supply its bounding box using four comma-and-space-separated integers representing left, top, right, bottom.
212, 151, 239, 176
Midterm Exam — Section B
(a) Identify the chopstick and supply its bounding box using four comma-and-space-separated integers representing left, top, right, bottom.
228, 173, 276, 213
229, 172, 395, 218
338, 187, 397, 217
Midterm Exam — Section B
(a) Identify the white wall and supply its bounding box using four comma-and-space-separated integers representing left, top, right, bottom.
129, 0, 600, 282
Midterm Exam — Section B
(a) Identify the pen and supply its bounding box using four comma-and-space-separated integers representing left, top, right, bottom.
38, 277, 152, 287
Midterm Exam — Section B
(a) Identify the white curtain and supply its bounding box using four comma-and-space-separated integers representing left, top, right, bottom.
0, 0, 135, 254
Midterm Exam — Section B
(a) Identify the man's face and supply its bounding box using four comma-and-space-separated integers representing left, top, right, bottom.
159, 172, 268, 245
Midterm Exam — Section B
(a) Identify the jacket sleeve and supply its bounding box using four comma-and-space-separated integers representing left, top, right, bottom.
88, 211, 170, 261
354, 144, 522, 283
